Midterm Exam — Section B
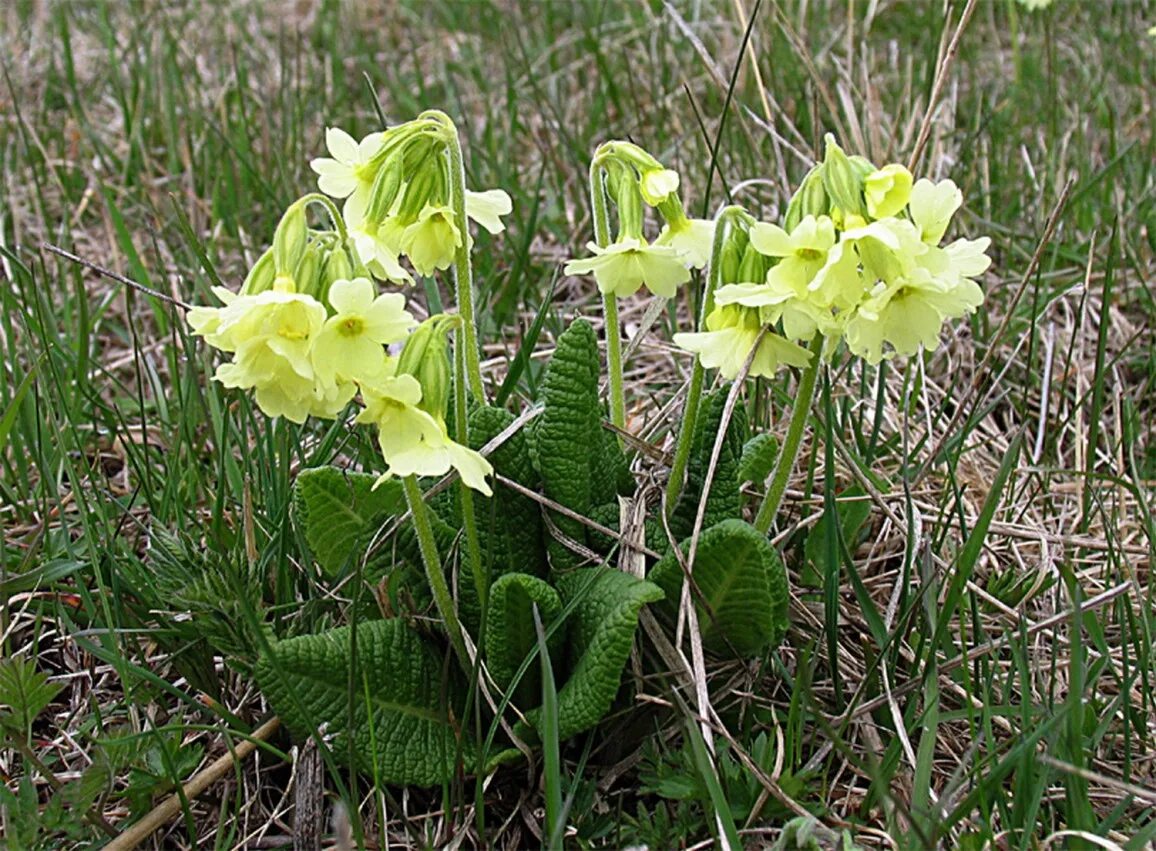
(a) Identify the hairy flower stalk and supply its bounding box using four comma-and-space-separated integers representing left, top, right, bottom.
589, 155, 626, 432
402, 475, 470, 670
424, 110, 486, 402
568, 142, 710, 435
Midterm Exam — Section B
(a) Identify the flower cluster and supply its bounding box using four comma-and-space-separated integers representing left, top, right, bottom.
189, 113, 505, 494
310, 113, 511, 284
676, 136, 989, 374
563, 141, 714, 298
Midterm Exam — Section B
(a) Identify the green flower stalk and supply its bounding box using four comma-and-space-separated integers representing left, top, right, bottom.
403, 475, 470, 671
423, 109, 486, 402
567, 142, 714, 434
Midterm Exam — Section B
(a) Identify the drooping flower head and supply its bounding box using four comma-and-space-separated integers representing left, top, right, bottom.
674, 304, 813, 380
564, 238, 691, 298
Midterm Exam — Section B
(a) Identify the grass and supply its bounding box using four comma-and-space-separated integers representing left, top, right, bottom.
2, 0, 1156, 847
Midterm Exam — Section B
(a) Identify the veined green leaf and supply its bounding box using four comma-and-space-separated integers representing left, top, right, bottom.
534, 319, 602, 568
255, 619, 471, 787
672, 389, 748, 538
293, 467, 405, 577
739, 432, 779, 485
468, 404, 546, 575
649, 519, 789, 658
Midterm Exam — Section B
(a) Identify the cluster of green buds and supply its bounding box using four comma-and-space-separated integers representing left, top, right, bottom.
311, 111, 511, 284
240, 196, 366, 305
564, 140, 714, 298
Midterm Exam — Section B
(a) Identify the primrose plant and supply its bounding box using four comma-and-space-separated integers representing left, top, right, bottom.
187, 112, 989, 787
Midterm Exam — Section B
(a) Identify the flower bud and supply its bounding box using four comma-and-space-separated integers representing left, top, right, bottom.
784, 166, 828, 232
396, 160, 443, 224
272, 199, 308, 276
292, 239, 323, 298
240, 246, 276, 295
737, 241, 766, 284
718, 228, 748, 284
315, 242, 357, 308
615, 174, 644, 240
365, 155, 405, 224
397, 314, 458, 422
639, 168, 680, 206
820, 135, 865, 221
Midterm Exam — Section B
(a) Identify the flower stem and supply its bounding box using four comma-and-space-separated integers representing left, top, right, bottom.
402, 475, 469, 670
590, 159, 626, 432
300, 193, 348, 244
664, 205, 749, 513
753, 336, 823, 534
440, 116, 486, 402
454, 329, 487, 617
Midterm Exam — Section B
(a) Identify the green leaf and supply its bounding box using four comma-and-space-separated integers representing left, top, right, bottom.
293, 467, 405, 577
672, 390, 748, 538
590, 413, 634, 506
484, 573, 564, 708
255, 619, 471, 787
534, 320, 604, 570
468, 404, 546, 574
0, 657, 64, 736
739, 432, 779, 484
648, 519, 789, 658
521, 567, 663, 741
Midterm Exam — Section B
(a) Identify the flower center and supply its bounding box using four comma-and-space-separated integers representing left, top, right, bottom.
338, 316, 365, 337
278, 326, 310, 341
796, 248, 823, 261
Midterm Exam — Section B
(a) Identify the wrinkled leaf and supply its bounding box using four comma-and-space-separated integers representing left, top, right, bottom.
294, 467, 404, 576
256, 619, 471, 787
739, 432, 779, 484
649, 519, 788, 658
468, 405, 546, 573
534, 319, 602, 568
520, 567, 663, 741
484, 573, 564, 708
671, 390, 748, 538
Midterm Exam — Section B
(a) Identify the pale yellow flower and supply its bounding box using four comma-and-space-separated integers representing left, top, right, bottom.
465, 189, 513, 234
311, 278, 415, 385
401, 204, 462, 276
355, 375, 493, 495
908, 178, 962, 245
350, 219, 412, 285
310, 128, 384, 226
864, 164, 913, 220
673, 305, 812, 380
656, 217, 715, 269
564, 238, 691, 298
